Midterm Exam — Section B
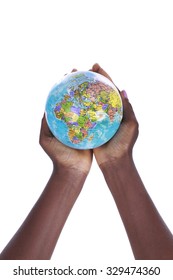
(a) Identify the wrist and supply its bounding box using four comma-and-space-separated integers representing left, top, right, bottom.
52, 152, 92, 177
53, 163, 89, 178
99, 153, 134, 174
51, 164, 88, 192
99, 153, 137, 194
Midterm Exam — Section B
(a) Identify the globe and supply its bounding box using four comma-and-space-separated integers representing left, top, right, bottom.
45, 71, 123, 149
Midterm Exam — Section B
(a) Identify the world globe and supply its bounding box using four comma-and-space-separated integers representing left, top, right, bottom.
45, 71, 123, 149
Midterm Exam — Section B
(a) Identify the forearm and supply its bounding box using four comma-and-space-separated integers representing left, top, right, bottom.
0, 167, 87, 260
101, 155, 173, 260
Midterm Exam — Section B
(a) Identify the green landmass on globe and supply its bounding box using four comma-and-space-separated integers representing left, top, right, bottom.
45, 71, 123, 149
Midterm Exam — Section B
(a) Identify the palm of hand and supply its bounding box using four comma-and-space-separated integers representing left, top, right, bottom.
94, 115, 138, 166
40, 115, 93, 174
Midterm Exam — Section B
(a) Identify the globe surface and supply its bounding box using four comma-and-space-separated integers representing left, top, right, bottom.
45, 71, 123, 149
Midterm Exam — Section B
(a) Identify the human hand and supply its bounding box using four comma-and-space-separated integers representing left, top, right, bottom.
91, 64, 139, 167
39, 71, 93, 175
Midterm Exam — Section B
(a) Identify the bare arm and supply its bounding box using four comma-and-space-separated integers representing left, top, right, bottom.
0, 167, 87, 260
101, 156, 173, 259
93, 64, 173, 260
0, 106, 92, 259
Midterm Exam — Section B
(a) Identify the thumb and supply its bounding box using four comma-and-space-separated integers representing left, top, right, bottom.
120, 90, 138, 124
39, 114, 54, 141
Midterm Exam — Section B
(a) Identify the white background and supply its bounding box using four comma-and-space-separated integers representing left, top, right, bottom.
0, 0, 173, 265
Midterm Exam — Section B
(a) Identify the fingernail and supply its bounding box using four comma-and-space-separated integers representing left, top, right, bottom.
122, 90, 128, 99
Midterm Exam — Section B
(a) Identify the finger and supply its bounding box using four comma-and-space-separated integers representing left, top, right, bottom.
91, 63, 114, 83
120, 90, 138, 123
40, 114, 54, 139
90, 63, 120, 92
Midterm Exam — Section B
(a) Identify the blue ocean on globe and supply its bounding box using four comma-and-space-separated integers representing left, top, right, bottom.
45, 71, 123, 149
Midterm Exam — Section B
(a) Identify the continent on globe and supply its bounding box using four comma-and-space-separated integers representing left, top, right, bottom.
45, 71, 123, 149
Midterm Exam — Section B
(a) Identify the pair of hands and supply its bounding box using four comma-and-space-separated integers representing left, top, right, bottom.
39, 64, 139, 175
